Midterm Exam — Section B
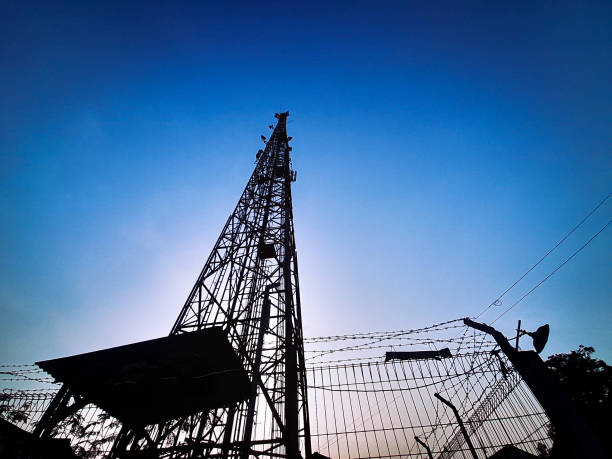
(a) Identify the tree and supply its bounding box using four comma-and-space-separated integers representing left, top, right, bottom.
539, 345, 612, 458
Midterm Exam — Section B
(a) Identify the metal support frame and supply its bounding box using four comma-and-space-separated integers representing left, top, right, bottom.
434, 393, 478, 459
32, 384, 70, 438
415, 436, 434, 459
241, 282, 278, 458
33, 384, 88, 439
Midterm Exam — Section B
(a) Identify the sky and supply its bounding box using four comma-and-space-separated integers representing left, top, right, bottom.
1, 1, 611, 366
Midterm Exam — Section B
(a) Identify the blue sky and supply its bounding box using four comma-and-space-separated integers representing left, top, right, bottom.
1, 1, 611, 364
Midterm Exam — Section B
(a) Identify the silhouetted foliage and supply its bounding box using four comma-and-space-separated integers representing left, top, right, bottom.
0, 394, 30, 424
538, 345, 612, 458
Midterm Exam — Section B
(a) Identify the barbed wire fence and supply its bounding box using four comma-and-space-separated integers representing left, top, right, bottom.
0, 319, 552, 458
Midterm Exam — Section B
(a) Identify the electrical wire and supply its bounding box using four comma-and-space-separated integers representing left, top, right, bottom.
492, 218, 611, 323
475, 191, 611, 319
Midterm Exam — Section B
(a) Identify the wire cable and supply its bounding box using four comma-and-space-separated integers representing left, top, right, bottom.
492, 218, 611, 323
475, 190, 611, 319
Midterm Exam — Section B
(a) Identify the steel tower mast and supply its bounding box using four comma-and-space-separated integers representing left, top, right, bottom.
110, 112, 311, 458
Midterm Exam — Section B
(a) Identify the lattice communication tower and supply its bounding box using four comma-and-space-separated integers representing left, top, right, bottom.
105, 112, 309, 458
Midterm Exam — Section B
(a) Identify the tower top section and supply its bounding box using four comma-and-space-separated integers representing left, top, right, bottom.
274, 111, 289, 119
262, 111, 292, 158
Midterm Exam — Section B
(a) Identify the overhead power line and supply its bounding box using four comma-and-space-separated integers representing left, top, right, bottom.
492, 218, 611, 323
476, 191, 612, 319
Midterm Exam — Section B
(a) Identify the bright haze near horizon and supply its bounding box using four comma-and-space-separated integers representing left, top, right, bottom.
1, 1, 611, 365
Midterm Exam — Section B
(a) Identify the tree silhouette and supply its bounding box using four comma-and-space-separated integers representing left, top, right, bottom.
539, 345, 612, 458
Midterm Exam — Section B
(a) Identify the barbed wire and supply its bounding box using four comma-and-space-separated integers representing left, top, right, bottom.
0, 371, 56, 383
304, 319, 465, 343
0, 364, 38, 368
1, 388, 59, 398
307, 349, 499, 370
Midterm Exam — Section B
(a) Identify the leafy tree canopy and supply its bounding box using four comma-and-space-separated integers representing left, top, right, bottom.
541, 345, 612, 458
545, 345, 611, 419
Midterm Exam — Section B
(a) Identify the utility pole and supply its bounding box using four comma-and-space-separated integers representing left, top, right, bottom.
464, 318, 605, 459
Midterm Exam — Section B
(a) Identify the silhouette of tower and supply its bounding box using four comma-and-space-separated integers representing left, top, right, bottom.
110, 112, 311, 458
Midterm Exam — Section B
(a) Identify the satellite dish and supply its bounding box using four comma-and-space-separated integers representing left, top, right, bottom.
527, 324, 550, 354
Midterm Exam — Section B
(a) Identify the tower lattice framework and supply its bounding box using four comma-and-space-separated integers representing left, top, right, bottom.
111, 112, 311, 458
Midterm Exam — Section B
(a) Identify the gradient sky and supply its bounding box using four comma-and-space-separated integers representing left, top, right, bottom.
1, 1, 611, 366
